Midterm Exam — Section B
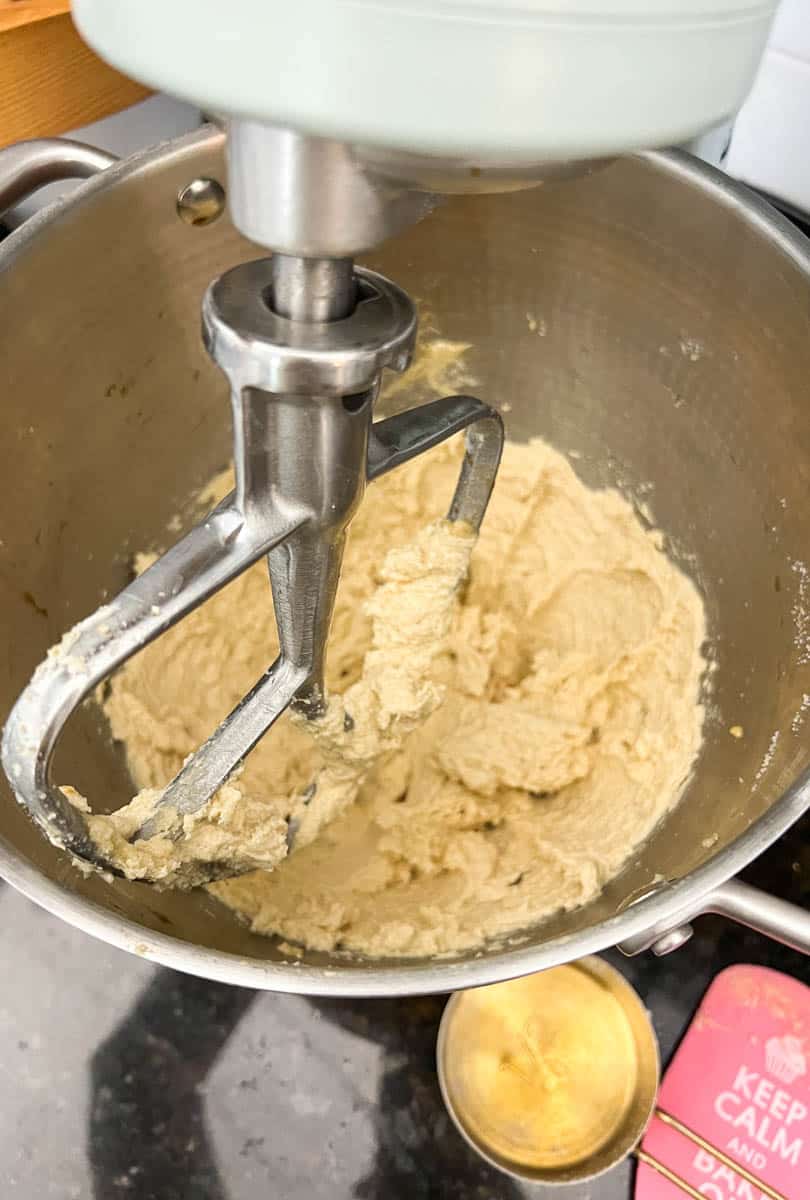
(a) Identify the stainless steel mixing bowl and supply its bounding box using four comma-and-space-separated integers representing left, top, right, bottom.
0, 128, 808, 994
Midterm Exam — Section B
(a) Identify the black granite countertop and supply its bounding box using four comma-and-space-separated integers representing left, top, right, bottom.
1, 812, 806, 1200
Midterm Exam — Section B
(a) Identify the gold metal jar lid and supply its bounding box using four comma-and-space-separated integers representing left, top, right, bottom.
437, 956, 660, 1185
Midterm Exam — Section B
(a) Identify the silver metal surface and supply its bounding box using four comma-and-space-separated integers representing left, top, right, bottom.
2, 236, 503, 876
1, 487, 297, 862
0, 138, 115, 215
710, 880, 810, 952
0, 127, 808, 993
269, 254, 355, 323
203, 261, 416, 396
176, 176, 226, 227
227, 122, 439, 255
619, 879, 810, 958
225, 122, 608, 257
650, 926, 694, 957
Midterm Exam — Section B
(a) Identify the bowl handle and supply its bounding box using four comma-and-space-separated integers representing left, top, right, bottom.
618, 879, 810, 958
0, 137, 115, 218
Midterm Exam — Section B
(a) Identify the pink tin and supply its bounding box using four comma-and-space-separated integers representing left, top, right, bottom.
637, 964, 808, 1199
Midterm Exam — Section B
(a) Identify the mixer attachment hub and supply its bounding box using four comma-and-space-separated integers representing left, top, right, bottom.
205, 258, 416, 397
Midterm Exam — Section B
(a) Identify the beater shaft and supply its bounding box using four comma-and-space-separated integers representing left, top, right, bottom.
269, 254, 355, 322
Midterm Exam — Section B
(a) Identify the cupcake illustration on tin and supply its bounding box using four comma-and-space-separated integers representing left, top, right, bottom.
765, 1035, 807, 1085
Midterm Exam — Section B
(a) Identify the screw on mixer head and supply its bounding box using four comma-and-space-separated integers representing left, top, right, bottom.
1, 250, 503, 881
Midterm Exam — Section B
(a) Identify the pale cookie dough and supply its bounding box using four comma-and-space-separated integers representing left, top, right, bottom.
95, 434, 706, 957
64, 781, 288, 888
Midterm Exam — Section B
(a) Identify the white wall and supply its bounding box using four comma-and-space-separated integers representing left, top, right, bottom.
725, 0, 810, 215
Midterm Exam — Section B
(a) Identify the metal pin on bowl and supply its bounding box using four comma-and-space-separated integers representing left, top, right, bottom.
437, 957, 660, 1186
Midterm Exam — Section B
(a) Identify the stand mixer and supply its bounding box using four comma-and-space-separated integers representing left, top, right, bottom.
0, 0, 781, 882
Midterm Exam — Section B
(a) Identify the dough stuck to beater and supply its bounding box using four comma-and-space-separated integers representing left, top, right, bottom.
63, 780, 289, 889
64, 517, 475, 888
75, 430, 705, 957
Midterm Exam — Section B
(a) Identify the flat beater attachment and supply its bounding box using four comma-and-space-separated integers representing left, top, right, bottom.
1, 254, 503, 880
